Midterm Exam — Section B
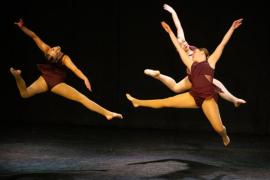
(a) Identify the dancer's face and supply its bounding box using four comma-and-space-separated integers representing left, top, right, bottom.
192, 49, 206, 62
46, 46, 62, 62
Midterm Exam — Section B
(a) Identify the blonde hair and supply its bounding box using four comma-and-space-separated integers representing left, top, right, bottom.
199, 48, 209, 58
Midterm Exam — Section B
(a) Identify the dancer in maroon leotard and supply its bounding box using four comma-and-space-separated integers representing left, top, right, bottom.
127, 19, 243, 146
144, 4, 246, 108
10, 19, 122, 120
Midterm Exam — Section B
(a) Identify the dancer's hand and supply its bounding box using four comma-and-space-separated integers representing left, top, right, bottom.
163, 4, 176, 14
161, 21, 172, 33
84, 79, 92, 92
14, 18, 24, 28
231, 18, 243, 30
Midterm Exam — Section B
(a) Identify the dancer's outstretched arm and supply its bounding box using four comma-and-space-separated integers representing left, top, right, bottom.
161, 21, 193, 70
208, 19, 243, 68
163, 4, 186, 42
14, 19, 50, 54
62, 56, 92, 92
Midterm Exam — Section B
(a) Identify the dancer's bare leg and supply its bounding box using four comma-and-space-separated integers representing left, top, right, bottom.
213, 79, 246, 107
144, 69, 191, 93
202, 98, 230, 146
10, 67, 48, 98
126, 92, 198, 109
51, 83, 123, 120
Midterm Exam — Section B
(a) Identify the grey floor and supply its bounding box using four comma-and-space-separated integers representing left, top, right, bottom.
0, 125, 269, 180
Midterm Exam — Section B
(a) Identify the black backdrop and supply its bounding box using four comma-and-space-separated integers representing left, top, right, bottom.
2, 0, 269, 134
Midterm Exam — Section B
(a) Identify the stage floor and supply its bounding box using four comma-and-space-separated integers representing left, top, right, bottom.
0, 125, 269, 180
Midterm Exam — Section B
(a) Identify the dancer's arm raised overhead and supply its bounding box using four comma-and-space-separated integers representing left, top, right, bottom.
14, 19, 50, 54
163, 4, 186, 42
208, 19, 243, 69
161, 21, 193, 71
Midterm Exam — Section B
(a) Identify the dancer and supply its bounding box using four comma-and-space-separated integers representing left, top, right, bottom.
127, 19, 243, 146
10, 19, 122, 120
144, 4, 246, 107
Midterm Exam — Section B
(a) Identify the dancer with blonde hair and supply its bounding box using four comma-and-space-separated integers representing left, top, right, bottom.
127, 19, 243, 146
11, 19, 123, 120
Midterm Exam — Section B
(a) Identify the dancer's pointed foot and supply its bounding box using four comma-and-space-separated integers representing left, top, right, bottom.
10, 67, 21, 77
233, 98, 247, 107
144, 69, 160, 78
126, 93, 139, 107
106, 112, 123, 121
222, 135, 230, 147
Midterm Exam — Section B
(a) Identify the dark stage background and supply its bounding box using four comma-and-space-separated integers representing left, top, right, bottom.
2, 0, 269, 134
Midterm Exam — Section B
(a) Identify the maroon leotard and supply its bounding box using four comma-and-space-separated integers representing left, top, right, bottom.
37, 54, 67, 89
188, 60, 222, 107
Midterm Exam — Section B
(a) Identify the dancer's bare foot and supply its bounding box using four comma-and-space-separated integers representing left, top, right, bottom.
126, 93, 139, 107
144, 69, 160, 78
106, 112, 123, 121
10, 67, 21, 77
222, 135, 230, 146
233, 98, 246, 107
